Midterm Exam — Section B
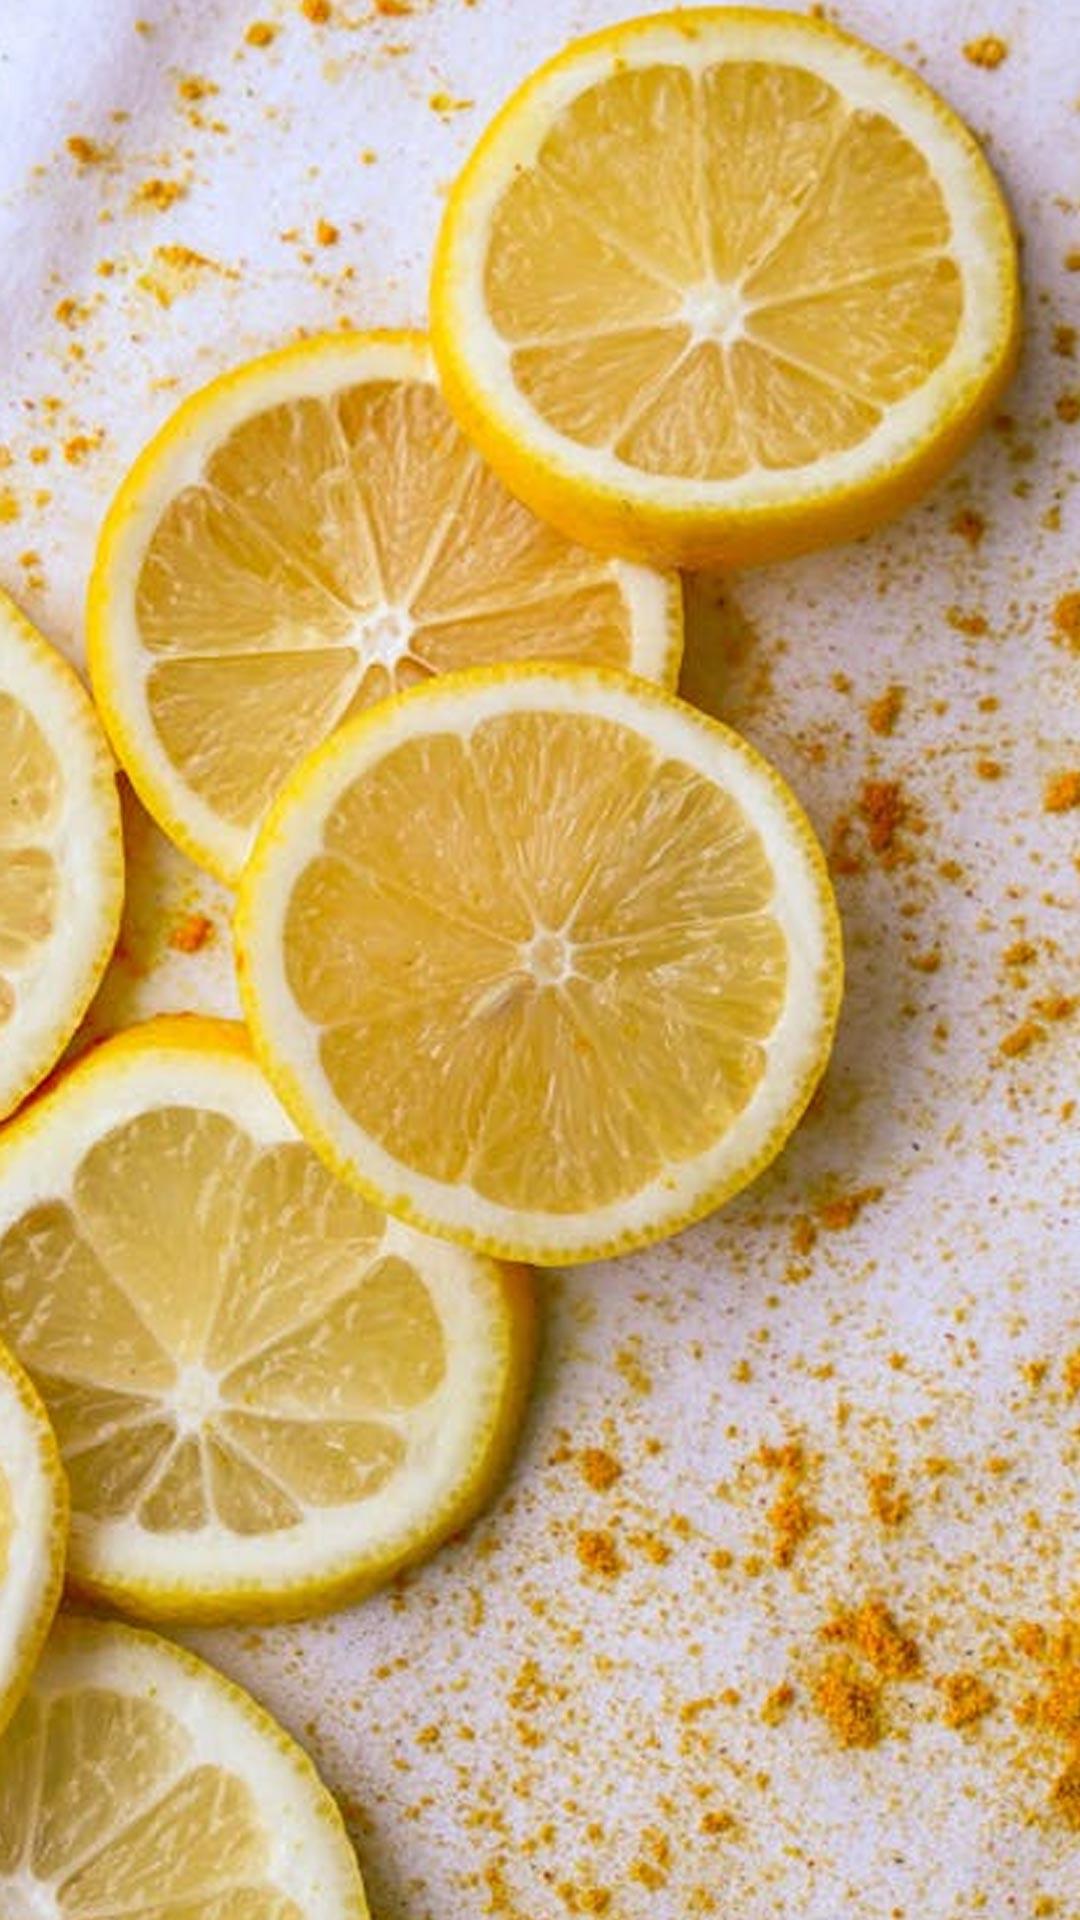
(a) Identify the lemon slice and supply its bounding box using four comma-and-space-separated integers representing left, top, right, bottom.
0, 1017, 535, 1624
0, 1342, 67, 1739
431, 7, 1019, 568
89, 330, 681, 884
0, 1614, 369, 1918
0, 592, 123, 1122
237, 664, 842, 1264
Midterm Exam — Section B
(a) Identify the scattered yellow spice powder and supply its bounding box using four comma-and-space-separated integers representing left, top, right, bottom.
963, 34, 1008, 67
760, 1682, 795, 1726
178, 74, 217, 100
66, 134, 109, 165
700, 1810, 739, 1837
1053, 593, 1080, 649
858, 781, 908, 861
999, 1020, 1047, 1058
576, 1530, 622, 1578
1044, 771, 1080, 812
1003, 939, 1038, 967
946, 605, 989, 636
1050, 1760, 1080, 1831
758, 1439, 821, 1569
936, 1672, 997, 1729
821, 1598, 921, 1678
133, 177, 186, 210
866, 684, 905, 737
818, 1185, 883, 1231
812, 1658, 883, 1748
950, 507, 986, 547
867, 1470, 910, 1529
578, 1447, 622, 1492
169, 912, 215, 954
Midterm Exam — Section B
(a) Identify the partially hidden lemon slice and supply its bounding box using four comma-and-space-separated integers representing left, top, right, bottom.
431, 7, 1019, 568
0, 1017, 535, 1625
237, 664, 843, 1265
0, 1341, 67, 1739
0, 592, 123, 1123
0, 1614, 369, 1918
89, 330, 682, 884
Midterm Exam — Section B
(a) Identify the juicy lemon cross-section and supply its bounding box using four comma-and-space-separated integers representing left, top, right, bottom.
431, 6, 1019, 568
0, 1341, 68, 1740
88, 329, 681, 885
0, 592, 123, 1123
0, 1017, 535, 1625
0, 1615, 369, 1920
236, 664, 843, 1265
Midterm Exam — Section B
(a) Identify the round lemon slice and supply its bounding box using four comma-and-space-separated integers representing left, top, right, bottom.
0, 592, 123, 1122
0, 1017, 535, 1625
89, 330, 681, 884
0, 1341, 67, 1739
431, 7, 1019, 568
0, 1614, 369, 1918
237, 664, 843, 1264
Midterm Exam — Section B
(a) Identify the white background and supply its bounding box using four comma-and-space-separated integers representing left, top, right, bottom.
1, 0, 1079, 1913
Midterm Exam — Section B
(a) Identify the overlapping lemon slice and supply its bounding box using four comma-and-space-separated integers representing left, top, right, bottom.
0, 592, 123, 1122
432, 7, 1019, 566
0, 1341, 67, 1738
237, 664, 842, 1264
0, 1017, 534, 1624
0, 1614, 369, 1918
89, 331, 681, 883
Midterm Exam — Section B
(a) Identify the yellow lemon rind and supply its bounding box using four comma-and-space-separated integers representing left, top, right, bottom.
0, 590, 124, 1123
0, 1016, 536, 1627
18, 1613, 370, 1918
0, 1340, 68, 1738
88, 329, 683, 885
430, 6, 1020, 569
236, 661, 844, 1267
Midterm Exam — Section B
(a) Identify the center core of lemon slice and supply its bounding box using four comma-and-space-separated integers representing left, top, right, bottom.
680, 280, 746, 346
2, 1871, 59, 1920
173, 1362, 221, 1432
355, 605, 416, 672
522, 929, 574, 987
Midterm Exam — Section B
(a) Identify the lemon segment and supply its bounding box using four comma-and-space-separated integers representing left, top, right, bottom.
0, 593, 123, 1122
0, 1017, 535, 1624
431, 7, 1019, 567
89, 331, 681, 883
0, 1614, 369, 1918
0, 1342, 68, 1740
237, 664, 842, 1264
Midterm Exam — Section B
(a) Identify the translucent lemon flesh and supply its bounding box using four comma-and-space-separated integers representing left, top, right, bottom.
0, 693, 60, 1035
287, 707, 790, 1216
0, 1344, 67, 1743
237, 664, 843, 1264
0, 1617, 367, 1919
0, 1691, 282, 1918
0, 1111, 444, 1542
128, 356, 672, 857
485, 61, 961, 478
